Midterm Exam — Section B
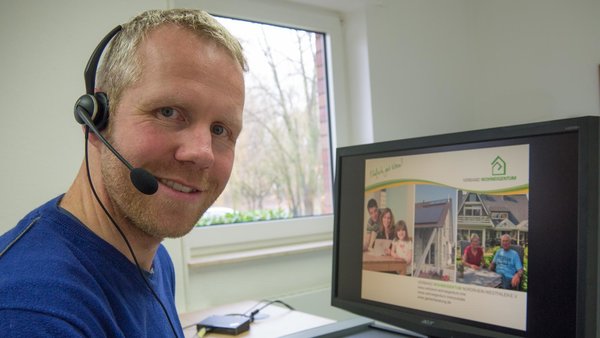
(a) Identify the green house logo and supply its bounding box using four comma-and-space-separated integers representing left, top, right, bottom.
491, 156, 506, 176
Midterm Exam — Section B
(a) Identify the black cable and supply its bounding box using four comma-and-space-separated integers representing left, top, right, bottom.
84, 127, 179, 338
242, 299, 296, 322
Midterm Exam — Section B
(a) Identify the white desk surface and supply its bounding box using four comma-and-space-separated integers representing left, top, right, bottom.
180, 300, 335, 338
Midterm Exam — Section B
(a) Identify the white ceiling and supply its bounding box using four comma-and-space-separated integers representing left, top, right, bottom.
285, 0, 373, 12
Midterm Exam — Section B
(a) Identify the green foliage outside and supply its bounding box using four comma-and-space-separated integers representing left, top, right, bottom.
195, 208, 292, 227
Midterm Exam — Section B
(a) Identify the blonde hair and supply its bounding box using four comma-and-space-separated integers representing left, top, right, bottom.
97, 9, 247, 121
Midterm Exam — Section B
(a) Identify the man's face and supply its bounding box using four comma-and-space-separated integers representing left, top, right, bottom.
501, 236, 511, 250
100, 25, 245, 239
368, 207, 379, 222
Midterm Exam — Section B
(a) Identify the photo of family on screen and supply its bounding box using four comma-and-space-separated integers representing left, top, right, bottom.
361, 145, 529, 293
362, 185, 528, 291
363, 187, 414, 277
360, 144, 530, 331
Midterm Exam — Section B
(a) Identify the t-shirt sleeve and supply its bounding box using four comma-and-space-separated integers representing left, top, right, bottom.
515, 252, 523, 270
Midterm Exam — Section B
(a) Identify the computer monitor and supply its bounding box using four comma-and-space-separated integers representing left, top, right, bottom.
331, 116, 599, 337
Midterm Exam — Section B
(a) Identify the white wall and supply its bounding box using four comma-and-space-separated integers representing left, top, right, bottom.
0, 0, 166, 234
356, 0, 600, 142
1, 0, 599, 323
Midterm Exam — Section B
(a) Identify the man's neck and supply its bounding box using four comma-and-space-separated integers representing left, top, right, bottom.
60, 162, 161, 271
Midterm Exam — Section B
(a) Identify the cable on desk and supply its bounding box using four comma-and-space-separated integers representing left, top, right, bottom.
244, 299, 295, 322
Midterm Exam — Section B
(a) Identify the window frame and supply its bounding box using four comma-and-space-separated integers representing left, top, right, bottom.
175, 0, 350, 251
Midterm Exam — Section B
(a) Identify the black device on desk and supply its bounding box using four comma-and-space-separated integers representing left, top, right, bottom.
329, 116, 599, 337
196, 315, 251, 335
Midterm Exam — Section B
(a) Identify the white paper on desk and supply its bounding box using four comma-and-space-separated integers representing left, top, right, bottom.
368, 239, 392, 256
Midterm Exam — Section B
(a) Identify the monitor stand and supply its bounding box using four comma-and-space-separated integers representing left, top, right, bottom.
280, 317, 429, 338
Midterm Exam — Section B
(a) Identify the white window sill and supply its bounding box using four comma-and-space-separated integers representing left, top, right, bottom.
187, 240, 332, 268
182, 215, 334, 268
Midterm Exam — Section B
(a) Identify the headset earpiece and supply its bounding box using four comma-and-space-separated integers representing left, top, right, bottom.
73, 25, 122, 131
94, 92, 109, 131
74, 93, 109, 131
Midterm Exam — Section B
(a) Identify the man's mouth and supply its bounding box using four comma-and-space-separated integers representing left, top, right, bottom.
159, 178, 198, 193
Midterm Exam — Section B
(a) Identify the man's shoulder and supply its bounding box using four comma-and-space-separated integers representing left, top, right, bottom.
0, 214, 123, 335
1, 208, 79, 265
0, 266, 105, 309
0, 224, 103, 300
0, 199, 106, 303
0, 240, 111, 335
506, 248, 520, 257
1, 195, 64, 244
0, 269, 115, 337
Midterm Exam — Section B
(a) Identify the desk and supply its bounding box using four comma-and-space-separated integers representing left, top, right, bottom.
363, 253, 408, 275
457, 267, 501, 288
180, 300, 335, 338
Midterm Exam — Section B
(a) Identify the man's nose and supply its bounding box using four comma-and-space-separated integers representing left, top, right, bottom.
174, 126, 215, 168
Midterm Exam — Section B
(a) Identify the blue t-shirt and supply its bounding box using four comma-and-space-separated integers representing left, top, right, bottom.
492, 248, 523, 279
0, 196, 183, 338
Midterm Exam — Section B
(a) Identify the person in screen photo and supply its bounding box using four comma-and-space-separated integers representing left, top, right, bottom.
391, 220, 413, 269
377, 207, 397, 241
366, 198, 381, 233
364, 198, 381, 250
462, 234, 486, 270
490, 234, 524, 290
0, 9, 246, 337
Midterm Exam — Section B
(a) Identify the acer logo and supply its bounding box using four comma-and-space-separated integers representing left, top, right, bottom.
421, 319, 435, 326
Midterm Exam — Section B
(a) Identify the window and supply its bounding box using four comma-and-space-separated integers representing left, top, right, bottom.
458, 229, 469, 241
181, 1, 347, 252
464, 206, 482, 216
197, 17, 333, 226
427, 243, 436, 265
491, 212, 508, 220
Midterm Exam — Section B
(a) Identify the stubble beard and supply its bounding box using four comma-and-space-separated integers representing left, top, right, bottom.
99, 147, 223, 239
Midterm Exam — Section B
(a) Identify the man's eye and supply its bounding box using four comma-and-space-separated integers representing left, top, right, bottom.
211, 124, 226, 136
159, 107, 176, 118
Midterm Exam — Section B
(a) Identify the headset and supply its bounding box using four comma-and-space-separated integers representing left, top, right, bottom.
74, 26, 121, 132
73, 26, 158, 195
73, 26, 179, 338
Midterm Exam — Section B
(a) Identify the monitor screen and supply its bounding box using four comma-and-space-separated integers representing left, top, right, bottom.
331, 116, 599, 338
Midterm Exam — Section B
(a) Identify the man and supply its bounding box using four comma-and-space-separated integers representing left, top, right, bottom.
490, 234, 524, 290
364, 198, 381, 250
0, 9, 246, 337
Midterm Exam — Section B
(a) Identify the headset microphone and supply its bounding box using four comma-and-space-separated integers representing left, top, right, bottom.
74, 104, 159, 195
